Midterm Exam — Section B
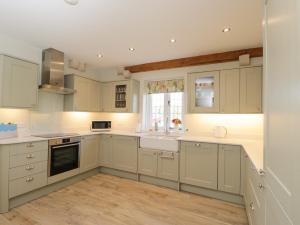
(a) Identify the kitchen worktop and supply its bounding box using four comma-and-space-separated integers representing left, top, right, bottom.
0, 130, 263, 172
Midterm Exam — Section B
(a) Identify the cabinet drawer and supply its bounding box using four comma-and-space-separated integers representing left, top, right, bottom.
182, 141, 218, 150
10, 151, 48, 168
9, 161, 47, 180
247, 159, 265, 207
9, 172, 47, 198
10, 141, 48, 156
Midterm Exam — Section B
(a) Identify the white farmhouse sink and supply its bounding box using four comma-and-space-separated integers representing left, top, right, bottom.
140, 134, 179, 152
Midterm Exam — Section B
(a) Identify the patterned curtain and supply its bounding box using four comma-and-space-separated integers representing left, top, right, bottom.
145, 79, 184, 94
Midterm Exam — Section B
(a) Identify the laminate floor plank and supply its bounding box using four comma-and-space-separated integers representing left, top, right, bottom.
0, 174, 248, 225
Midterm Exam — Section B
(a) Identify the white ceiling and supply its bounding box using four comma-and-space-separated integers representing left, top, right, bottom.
0, 0, 263, 69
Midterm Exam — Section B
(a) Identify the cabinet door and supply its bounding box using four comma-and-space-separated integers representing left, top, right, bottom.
2, 56, 38, 108
98, 135, 113, 167
112, 135, 137, 173
218, 145, 241, 194
80, 135, 99, 173
220, 69, 240, 113
74, 76, 90, 111
102, 83, 114, 112
240, 67, 262, 113
138, 148, 158, 177
89, 80, 101, 112
180, 142, 218, 189
157, 151, 179, 181
113, 81, 129, 112
189, 71, 220, 113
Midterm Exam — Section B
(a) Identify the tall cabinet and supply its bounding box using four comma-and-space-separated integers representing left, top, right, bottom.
0, 55, 39, 108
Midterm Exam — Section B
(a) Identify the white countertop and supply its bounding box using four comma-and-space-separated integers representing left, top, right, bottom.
0, 130, 263, 171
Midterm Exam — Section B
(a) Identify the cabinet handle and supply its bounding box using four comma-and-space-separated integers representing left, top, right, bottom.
26, 143, 34, 148
26, 154, 34, 159
153, 152, 157, 156
25, 165, 35, 170
26, 177, 34, 182
258, 183, 265, 191
250, 202, 255, 211
194, 143, 201, 147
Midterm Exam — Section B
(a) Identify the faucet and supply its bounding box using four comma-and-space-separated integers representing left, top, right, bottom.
165, 117, 169, 135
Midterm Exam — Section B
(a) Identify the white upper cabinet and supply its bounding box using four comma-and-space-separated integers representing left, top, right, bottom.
188, 71, 220, 113
0, 55, 38, 108
240, 67, 262, 113
220, 69, 240, 113
64, 74, 101, 112
102, 82, 114, 112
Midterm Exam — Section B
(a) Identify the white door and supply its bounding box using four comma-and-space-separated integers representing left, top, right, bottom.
138, 148, 158, 177
102, 83, 114, 112
80, 136, 99, 173
2, 56, 38, 108
98, 135, 113, 167
264, 0, 299, 224
89, 80, 100, 112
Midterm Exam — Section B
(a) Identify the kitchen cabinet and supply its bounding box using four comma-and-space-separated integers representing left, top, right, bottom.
180, 141, 218, 189
112, 135, 138, 173
244, 156, 265, 225
98, 134, 113, 168
0, 55, 39, 108
157, 151, 179, 181
80, 135, 99, 173
138, 148, 158, 177
218, 144, 241, 194
102, 82, 114, 112
220, 69, 240, 113
188, 71, 220, 113
240, 67, 262, 113
64, 74, 101, 112
138, 148, 179, 181
110, 80, 140, 113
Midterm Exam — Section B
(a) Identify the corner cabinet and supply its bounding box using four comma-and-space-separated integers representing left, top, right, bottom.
64, 75, 102, 112
98, 134, 113, 168
188, 71, 220, 113
0, 55, 39, 108
240, 67, 262, 113
80, 135, 100, 173
218, 144, 241, 194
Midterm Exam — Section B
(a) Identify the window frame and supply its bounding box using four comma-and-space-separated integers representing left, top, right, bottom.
145, 92, 184, 131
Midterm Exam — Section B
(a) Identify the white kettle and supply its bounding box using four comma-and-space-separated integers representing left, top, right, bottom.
213, 126, 227, 138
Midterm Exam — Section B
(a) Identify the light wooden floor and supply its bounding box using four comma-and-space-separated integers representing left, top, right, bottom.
0, 174, 248, 225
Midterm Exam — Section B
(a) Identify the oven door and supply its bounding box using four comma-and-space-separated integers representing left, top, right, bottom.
49, 142, 80, 177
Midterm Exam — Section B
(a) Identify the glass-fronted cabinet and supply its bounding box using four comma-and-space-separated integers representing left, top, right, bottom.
189, 71, 220, 113
114, 81, 129, 112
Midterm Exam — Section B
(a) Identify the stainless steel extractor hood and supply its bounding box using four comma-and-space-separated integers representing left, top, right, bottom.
39, 48, 75, 94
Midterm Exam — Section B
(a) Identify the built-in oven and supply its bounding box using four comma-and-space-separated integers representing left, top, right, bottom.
48, 136, 81, 183
91, 121, 111, 132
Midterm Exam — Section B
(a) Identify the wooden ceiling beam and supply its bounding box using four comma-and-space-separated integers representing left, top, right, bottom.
125, 47, 263, 73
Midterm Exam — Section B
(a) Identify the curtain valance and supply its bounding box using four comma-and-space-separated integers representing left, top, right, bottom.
145, 79, 184, 94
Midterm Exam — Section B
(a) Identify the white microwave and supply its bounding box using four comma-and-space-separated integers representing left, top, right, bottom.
91, 121, 111, 132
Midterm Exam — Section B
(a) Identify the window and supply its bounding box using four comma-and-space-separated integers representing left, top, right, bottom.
146, 92, 184, 131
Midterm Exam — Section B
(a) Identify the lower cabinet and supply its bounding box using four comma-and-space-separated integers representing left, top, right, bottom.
138, 148, 179, 182
244, 156, 265, 225
98, 135, 138, 173
180, 142, 218, 189
80, 135, 100, 173
112, 135, 138, 173
98, 134, 113, 168
218, 144, 241, 194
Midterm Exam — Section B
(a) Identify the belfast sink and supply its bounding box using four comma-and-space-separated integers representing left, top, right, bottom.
140, 134, 179, 152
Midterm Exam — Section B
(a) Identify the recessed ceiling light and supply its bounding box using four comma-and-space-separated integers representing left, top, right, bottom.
64, 0, 79, 6
222, 27, 231, 33
97, 54, 103, 58
170, 39, 176, 43
129, 47, 135, 51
